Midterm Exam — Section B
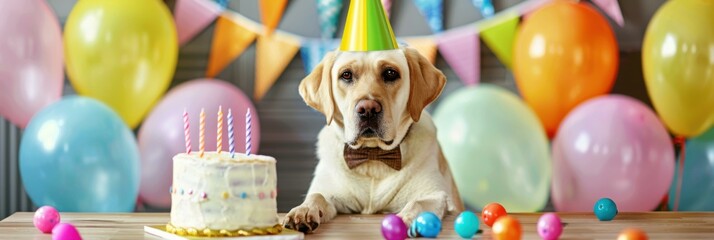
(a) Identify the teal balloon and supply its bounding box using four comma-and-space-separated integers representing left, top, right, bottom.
19, 96, 140, 212
433, 84, 551, 212
669, 127, 714, 211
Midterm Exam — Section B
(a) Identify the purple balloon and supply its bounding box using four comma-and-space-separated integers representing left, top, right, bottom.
537, 213, 562, 240
137, 79, 260, 207
52, 223, 82, 240
0, 0, 63, 128
382, 214, 408, 240
552, 95, 674, 211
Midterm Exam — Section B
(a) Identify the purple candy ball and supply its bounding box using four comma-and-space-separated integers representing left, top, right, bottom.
52, 223, 82, 240
381, 214, 408, 240
34, 206, 60, 234
537, 213, 563, 240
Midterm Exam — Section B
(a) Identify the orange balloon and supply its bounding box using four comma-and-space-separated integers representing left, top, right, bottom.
618, 228, 648, 240
492, 215, 522, 240
513, 1, 619, 137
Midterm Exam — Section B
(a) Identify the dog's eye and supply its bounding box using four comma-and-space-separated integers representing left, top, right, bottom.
382, 69, 400, 82
341, 70, 353, 83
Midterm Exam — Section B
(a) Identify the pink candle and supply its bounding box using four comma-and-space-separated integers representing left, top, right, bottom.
183, 109, 191, 154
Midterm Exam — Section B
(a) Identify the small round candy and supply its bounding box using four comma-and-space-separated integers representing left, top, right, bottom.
492, 215, 521, 240
34, 206, 60, 233
414, 212, 442, 238
482, 202, 507, 227
381, 214, 408, 240
52, 223, 82, 240
594, 198, 618, 221
455, 211, 480, 238
617, 228, 648, 240
537, 213, 563, 240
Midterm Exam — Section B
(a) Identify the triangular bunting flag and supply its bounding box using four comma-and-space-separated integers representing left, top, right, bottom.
255, 34, 301, 100
480, 14, 519, 68
438, 31, 480, 86
174, 0, 222, 46
301, 39, 340, 74
413, 0, 443, 33
382, 0, 392, 18
206, 15, 257, 78
592, 0, 624, 27
404, 37, 437, 64
259, 0, 288, 35
317, 0, 344, 39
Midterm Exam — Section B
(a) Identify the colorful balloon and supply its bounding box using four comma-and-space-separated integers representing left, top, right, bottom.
537, 213, 562, 240
594, 198, 618, 221
618, 228, 648, 240
492, 216, 521, 240
34, 206, 60, 234
64, 0, 178, 129
513, 1, 618, 137
137, 79, 260, 208
642, 0, 714, 137
52, 223, 82, 240
552, 95, 674, 211
454, 211, 479, 238
413, 212, 441, 238
482, 203, 507, 227
381, 214, 408, 240
0, 0, 63, 128
668, 127, 714, 211
20, 97, 140, 212
433, 84, 551, 212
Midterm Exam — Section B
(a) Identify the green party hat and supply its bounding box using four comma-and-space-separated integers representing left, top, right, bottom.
340, 0, 398, 51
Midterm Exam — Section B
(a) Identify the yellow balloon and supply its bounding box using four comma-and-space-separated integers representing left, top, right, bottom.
642, 0, 714, 137
64, 0, 178, 128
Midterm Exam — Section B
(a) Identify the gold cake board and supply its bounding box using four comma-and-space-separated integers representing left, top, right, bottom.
145, 225, 305, 240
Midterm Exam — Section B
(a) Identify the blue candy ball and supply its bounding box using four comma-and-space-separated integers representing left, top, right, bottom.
454, 211, 480, 238
414, 212, 442, 238
593, 198, 618, 221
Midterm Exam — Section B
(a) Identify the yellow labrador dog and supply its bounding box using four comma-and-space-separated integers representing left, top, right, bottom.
284, 46, 464, 233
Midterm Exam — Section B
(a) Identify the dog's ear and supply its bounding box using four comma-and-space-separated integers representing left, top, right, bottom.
299, 52, 337, 125
404, 47, 446, 122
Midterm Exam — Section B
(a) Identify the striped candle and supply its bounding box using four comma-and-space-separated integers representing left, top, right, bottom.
183, 109, 191, 154
217, 106, 223, 154
246, 108, 252, 156
199, 108, 205, 157
228, 109, 235, 158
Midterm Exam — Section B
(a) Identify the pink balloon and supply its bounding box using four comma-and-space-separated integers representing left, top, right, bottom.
552, 95, 674, 211
0, 0, 63, 128
137, 79, 261, 207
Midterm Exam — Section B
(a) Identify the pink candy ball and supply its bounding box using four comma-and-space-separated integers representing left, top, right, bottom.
537, 213, 563, 240
52, 223, 82, 240
34, 206, 60, 233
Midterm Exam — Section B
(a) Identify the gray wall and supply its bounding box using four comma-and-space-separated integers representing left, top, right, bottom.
2, 0, 664, 219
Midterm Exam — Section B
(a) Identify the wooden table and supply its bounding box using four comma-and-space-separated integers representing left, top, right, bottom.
2, 212, 714, 239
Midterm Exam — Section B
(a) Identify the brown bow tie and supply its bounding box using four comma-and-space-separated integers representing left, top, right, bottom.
343, 144, 402, 170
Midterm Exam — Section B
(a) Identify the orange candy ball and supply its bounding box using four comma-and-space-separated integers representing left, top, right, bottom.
482, 203, 507, 227
618, 228, 648, 240
492, 216, 522, 240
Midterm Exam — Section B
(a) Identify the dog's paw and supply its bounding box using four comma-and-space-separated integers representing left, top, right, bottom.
397, 211, 417, 228
282, 205, 322, 234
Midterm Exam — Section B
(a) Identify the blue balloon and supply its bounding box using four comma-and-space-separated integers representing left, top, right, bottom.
669, 127, 714, 211
454, 211, 479, 238
593, 198, 618, 221
413, 212, 441, 238
19, 96, 140, 212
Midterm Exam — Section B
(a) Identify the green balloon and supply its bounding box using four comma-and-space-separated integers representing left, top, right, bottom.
433, 84, 551, 212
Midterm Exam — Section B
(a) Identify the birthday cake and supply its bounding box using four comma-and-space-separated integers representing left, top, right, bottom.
167, 151, 281, 236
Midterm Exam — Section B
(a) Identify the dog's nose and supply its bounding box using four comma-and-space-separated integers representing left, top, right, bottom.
356, 99, 382, 119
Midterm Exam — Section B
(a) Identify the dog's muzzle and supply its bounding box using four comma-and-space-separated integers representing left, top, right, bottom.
356, 99, 382, 138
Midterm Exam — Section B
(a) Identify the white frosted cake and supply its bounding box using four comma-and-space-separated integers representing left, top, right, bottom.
167, 152, 281, 237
